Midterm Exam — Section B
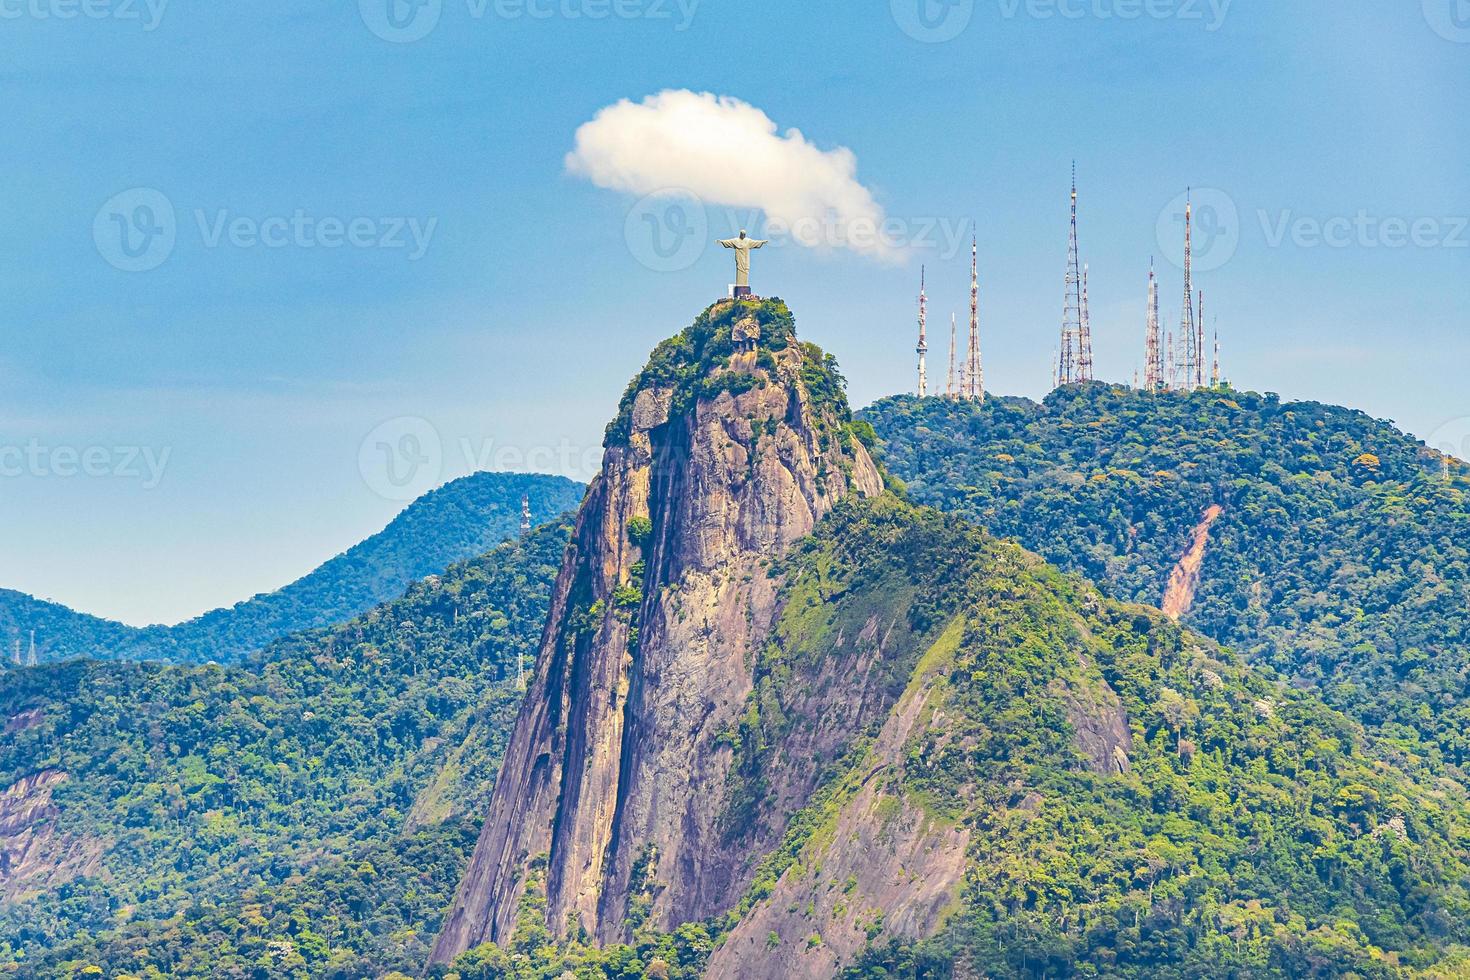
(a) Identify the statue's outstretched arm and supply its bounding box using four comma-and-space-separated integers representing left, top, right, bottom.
750, 240, 769, 248
719, 239, 737, 248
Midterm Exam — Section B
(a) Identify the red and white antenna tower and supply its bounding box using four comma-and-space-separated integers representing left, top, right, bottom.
916, 266, 929, 396
1058, 163, 1083, 388
1179, 191, 1200, 389
1144, 258, 1163, 391
1196, 289, 1207, 389
1079, 263, 1094, 382
946, 313, 958, 398
965, 237, 983, 401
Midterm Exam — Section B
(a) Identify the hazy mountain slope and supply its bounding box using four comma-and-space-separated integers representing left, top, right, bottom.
0, 471, 583, 666
0, 518, 572, 979
430, 304, 1470, 978
862, 387, 1470, 761
0, 594, 140, 667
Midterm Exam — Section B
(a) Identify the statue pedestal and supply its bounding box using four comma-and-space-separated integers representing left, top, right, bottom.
715, 290, 762, 311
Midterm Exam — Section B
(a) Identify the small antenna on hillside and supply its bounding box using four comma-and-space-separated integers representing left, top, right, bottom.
916, 266, 929, 397
27, 630, 37, 667
946, 314, 958, 399
520, 494, 532, 537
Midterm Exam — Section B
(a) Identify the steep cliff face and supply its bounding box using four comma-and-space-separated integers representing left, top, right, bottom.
433, 299, 883, 959
701, 502, 1470, 978
435, 303, 1470, 978
0, 768, 103, 902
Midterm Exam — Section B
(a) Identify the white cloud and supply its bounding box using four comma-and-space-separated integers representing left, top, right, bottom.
566, 90, 898, 262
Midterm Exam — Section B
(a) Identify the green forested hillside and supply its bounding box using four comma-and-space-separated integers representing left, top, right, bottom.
862, 387, 1470, 761
11, 376, 1470, 979
807, 498, 1470, 977
434, 496, 1470, 979
0, 472, 582, 666
0, 518, 571, 979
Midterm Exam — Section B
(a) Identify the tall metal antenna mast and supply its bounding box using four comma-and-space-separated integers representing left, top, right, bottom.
965, 238, 983, 401
520, 494, 532, 536
1180, 190, 1199, 389
1058, 163, 1082, 388
1166, 330, 1176, 391
1144, 258, 1162, 391
1078, 263, 1094, 382
916, 266, 929, 396
947, 313, 958, 399
1196, 289, 1207, 389
1212, 330, 1221, 388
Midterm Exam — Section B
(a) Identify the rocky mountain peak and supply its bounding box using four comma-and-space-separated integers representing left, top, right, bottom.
432, 299, 883, 960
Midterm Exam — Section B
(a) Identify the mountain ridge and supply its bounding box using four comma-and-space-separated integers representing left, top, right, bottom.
433, 297, 887, 960
0, 516, 576, 977
861, 385, 1470, 760
0, 471, 583, 665
430, 305, 1470, 977
8, 317, 1470, 977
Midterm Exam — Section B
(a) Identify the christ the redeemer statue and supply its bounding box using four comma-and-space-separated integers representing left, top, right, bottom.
719, 230, 769, 290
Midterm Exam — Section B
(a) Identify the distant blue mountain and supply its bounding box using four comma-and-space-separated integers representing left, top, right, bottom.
0, 471, 583, 665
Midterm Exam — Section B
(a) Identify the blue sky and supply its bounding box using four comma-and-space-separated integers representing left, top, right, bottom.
1, 0, 1466, 625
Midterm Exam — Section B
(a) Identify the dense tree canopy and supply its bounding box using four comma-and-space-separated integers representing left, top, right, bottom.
9, 374, 1470, 978
428, 496, 1470, 979
0, 519, 571, 978
863, 386, 1470, 761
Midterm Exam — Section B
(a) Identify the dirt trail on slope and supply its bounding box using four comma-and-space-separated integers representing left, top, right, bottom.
1162, 504, 1224, 621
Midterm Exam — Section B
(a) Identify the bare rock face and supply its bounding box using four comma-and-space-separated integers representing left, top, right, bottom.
0, 769, 103, 902
1056, 661, 1132, 775
708, 632, 971, 979
432, 301, 883, 961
